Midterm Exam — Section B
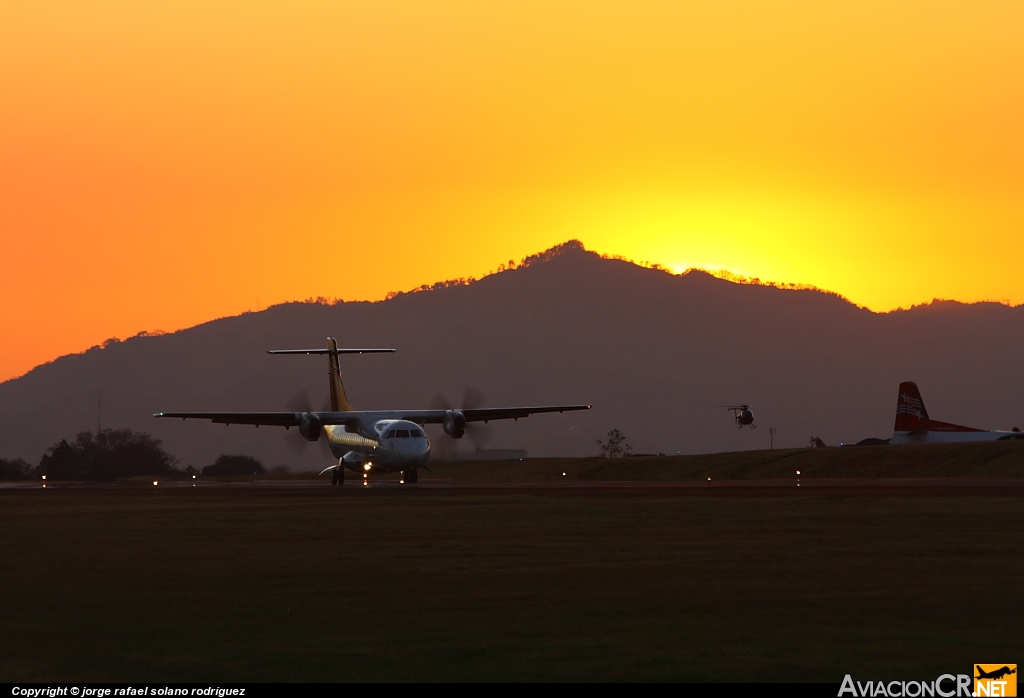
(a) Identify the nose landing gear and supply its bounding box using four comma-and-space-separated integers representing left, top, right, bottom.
401, 468, 418, 484
331, 466, 344, 485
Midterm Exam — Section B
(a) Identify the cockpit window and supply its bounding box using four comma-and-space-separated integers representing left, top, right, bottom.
396, 429, 410, 438
384, 429, 395, 439
409, 427, 423, 438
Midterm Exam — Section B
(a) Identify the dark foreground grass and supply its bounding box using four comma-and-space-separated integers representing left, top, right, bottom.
1, 488, 1021, 681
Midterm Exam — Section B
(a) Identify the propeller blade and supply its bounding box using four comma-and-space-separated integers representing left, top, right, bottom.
428, 387, 495, 449
286, 432, 307, 455
462, 385, 493, 449
289, 428, 334, 457
283, 389, 331, 456
465, 422, 495, 450
429, 393, 453, 411
287, 390, 313, 413
462, 385, 487, 411
283, 390, 310, 454
285, 390, 331, 413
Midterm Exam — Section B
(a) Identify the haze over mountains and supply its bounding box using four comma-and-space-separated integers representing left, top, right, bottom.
2, 241, 1022, 469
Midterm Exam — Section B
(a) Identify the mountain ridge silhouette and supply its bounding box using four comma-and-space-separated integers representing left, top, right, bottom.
2, 241, 1022, 468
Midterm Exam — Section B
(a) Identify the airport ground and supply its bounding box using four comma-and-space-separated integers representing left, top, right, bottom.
2, 442, 1023, 682
259, 439, 1024, 482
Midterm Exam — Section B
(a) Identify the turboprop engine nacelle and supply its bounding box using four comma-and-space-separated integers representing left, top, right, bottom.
299, 413, 323, 441
443, 410, 466, 439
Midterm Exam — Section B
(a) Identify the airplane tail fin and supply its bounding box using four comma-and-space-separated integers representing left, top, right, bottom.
325, 337, 352, 412
895, 381, 929, 432
267, 339, 395, 413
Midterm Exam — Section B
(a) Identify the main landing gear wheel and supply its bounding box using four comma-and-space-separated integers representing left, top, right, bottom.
331, 468, 345, 485
402, 468, 418, 484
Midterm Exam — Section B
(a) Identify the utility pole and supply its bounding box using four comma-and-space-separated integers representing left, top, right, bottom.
98, 397, 102, 433
769, 427, 776, 450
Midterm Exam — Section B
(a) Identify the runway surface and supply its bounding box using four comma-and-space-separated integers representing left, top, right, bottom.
5, 477, 1024, 496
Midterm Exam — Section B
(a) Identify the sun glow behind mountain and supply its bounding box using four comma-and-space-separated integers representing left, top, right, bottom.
2, 1, 1023, 382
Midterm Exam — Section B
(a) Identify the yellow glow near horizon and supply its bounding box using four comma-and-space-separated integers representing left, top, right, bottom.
1, 1, 1023, 381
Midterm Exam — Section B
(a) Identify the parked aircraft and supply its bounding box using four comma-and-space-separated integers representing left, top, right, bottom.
891, 382, 1023, 444
155, 338, 590, 484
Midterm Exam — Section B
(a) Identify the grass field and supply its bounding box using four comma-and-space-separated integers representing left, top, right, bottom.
2, 482, 1022, 681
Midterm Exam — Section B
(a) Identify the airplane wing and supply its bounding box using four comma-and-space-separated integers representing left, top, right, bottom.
154, 412, 308, 427
397, 405, 592, 424
154, 405, 591, 427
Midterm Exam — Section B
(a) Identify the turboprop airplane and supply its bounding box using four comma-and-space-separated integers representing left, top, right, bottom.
890, 381, 1023, 444
154, 337, 591, 484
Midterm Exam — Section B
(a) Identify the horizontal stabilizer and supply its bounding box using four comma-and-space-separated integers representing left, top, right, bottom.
268, 348, 395, 355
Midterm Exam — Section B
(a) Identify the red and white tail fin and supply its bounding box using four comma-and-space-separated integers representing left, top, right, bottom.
893, 381, 986, 435
894, 382, 929, 432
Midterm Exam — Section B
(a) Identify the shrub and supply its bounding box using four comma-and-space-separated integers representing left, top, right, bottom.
39, 430, 178, 481
596, 429, 632, 458
0, 457, 32, 481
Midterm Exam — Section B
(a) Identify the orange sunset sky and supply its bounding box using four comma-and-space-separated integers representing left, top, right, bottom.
2, 1, 1022, 383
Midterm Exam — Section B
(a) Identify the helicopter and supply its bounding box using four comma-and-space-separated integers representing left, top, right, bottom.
725, 405, 756, 429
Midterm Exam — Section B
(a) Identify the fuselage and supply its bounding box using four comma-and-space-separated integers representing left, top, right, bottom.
890, 381, 1024, 445
325, 418, 430, 472
890, 429, 1021, 444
